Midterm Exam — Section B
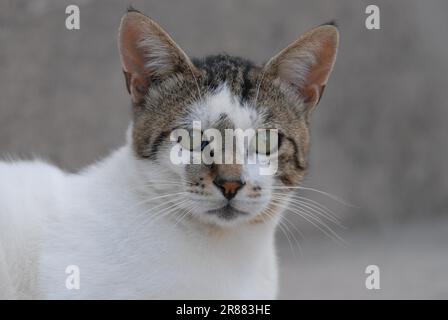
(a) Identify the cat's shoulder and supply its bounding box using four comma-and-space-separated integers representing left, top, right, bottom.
0, 158, 66, 178
0, 159, 68, 201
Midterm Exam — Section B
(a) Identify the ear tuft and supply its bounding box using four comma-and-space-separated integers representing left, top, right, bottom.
320, 20, 338, 28
126, 5, 140, 14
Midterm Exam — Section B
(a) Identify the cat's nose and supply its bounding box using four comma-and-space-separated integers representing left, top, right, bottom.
213, 178, 245, 200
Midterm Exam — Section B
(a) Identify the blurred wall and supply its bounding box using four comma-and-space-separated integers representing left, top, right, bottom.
1, 0, 447, 225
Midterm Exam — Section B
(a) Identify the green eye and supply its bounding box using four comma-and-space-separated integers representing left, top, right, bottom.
251, 130, 279, 155
179, 129, 203, 151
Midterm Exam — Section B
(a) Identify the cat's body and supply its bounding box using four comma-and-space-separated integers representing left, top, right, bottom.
0, 10, 338, 299
0, 160, 64, 299
0, 145, 277, 299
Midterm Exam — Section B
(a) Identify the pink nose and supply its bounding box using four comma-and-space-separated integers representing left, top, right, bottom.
213, 178, 245, 200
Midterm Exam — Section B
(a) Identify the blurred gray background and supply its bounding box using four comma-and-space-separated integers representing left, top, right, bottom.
1, 0, 447, 298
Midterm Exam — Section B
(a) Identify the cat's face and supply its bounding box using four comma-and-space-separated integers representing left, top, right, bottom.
118, 10, 338, 227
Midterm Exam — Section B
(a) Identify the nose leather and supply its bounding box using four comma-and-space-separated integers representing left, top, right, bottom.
213, 179, 245, 200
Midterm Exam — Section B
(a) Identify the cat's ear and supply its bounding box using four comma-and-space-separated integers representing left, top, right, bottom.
118, 10, 198, 103
264, 24, 339, 114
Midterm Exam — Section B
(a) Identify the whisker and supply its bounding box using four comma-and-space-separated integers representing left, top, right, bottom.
266, 206, 303, 258
144, 178, 195, 184
134, 191, 189, 206
141, 198, 192, 226
285, 193, 341, 221
280, 214, 304, 257
268, 185, 355, 207
173, 202, 197, 227
121, 192, 189, 217
264, 207, 298, 258
272, 194, 344, 228
271, 198, 347, 246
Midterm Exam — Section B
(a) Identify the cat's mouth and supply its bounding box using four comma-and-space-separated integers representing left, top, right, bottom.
206, 204, 249, 220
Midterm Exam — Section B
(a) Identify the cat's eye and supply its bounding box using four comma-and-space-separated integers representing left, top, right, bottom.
179, 129, 206, 151
250, 130, 279, 156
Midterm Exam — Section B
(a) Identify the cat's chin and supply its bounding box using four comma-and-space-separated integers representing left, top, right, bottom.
206, 204, 250, 221
187, 204, 269, 228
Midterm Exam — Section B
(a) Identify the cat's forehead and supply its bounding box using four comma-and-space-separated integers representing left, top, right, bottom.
189, 85, 261, 130
193, 54, 259, 103
186, 54, 266, 130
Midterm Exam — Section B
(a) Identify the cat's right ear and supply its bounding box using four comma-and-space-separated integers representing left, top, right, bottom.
118, 10, 198, 104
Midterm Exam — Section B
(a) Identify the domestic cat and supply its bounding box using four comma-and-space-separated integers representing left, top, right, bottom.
0, 9, 338, 299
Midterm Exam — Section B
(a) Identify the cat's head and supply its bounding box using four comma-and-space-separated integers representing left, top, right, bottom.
118, 9, 338, 227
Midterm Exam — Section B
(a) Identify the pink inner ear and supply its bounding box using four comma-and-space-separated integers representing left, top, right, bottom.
303, 36, 337, 102
118, 12, 198, 104
302, 63, 332, 104
119, 14, 154, 77
119, 15, 155, 103
271, 25, 338, 108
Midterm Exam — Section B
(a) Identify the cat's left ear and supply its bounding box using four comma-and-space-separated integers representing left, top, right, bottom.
264, 24, 339, 114
118, 10, 198, 104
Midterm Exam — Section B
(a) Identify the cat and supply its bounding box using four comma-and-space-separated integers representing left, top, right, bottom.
0, 9, 338, 299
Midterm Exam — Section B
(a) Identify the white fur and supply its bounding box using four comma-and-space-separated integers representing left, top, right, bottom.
0, 128, 279, 300
0, 146, 278, 299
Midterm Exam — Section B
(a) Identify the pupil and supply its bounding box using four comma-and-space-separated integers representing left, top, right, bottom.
200, 141, 209, 151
